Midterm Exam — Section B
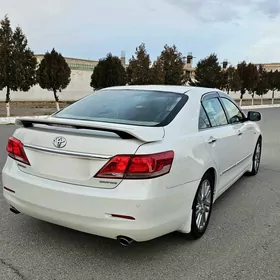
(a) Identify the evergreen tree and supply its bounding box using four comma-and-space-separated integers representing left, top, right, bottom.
245, 63, 259, 95
37, 48, 71, 111
253, 65, 269, 102
150, 58, 165, 84
190, 53, 222, 89
221, 66, 242, 94
222, 66, 234, 94
157, 45, 185, 85
230, 69, 242, 93
237, 61, 258, 100
126, 43, 151, 85
267, 70, 280, 104
236, 61, 247, 99
0, 15, 37, 117
90, 53, 126, 90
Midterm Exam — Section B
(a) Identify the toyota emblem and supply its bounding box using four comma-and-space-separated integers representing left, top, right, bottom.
53, 136, 67, 148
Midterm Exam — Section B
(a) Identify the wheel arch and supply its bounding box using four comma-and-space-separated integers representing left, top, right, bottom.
204, 167, 217, 194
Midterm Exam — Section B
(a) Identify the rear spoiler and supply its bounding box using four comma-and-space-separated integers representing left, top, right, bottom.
15, 117, 165, 142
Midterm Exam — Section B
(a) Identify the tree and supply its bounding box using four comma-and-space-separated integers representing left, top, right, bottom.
245, 63, 259, 96
149, 58, 165, 84
268, 70, 280, 104
90, 53, 126, 90
37, 48, 71, 111
230, 69, 242, 93
0, 15, 37, 117
126, 43, 151, 85
237, 61, 258, 101
190, 53, 223, 89
126, 66, 132, 85
236, 61, 247, 99
253, 65, 269, 104
221, 66, 241, 94
157, 45, 185, 85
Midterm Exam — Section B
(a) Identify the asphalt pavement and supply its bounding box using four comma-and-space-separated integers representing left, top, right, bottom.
0, 108, 280, 280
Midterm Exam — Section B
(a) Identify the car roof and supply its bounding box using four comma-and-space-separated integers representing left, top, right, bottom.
101, 85, 225, 101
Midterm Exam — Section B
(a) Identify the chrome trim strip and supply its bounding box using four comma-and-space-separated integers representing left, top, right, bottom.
23, 144, 111, 160
220, 153, 253, 175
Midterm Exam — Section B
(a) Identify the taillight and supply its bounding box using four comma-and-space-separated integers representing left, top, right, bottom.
6, 137, 30, 165
95, 151, 174, 179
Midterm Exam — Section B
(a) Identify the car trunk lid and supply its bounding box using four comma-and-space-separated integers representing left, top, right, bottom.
13, 117, 164, 189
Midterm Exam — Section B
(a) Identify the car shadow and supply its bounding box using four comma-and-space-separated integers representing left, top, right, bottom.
212, 168, 264, 208
22, 217, 194, 260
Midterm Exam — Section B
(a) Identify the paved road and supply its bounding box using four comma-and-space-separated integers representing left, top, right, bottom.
0, 109, 280, 280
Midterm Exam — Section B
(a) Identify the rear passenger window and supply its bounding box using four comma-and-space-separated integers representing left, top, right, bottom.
199, 106, 211, 129
202, 98, 228, 127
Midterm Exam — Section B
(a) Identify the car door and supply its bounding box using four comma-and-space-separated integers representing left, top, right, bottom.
199, 94, 239, 193
219, 96, 254, 172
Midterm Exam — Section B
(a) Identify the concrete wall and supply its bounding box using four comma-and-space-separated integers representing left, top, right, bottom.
1, 60, 280, 102
0, 70, 93, 101
228, 90, 280, 100
1, 69, 280, 102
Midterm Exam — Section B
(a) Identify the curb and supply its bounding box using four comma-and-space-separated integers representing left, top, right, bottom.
0, 104, 280, 125
240, 104, 280, 109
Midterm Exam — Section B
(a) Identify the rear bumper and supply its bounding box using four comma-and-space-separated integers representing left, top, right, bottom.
2, 158, 199, 242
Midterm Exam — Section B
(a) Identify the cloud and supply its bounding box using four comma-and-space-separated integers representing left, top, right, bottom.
257, 0, 280, 18
163, 0, 280, 23
163, 0, 242, 23
0, 0, 280, 65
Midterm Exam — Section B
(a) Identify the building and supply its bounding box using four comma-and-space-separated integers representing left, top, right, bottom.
183, 52, 196, 80
256, 63, 280, 72
36, 52, 128, 72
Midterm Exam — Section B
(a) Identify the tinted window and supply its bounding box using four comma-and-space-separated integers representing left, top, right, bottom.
199, 106, 211, 129
55, 89, 184, 126
221, 98, 245, 124
202, 98, 228, 127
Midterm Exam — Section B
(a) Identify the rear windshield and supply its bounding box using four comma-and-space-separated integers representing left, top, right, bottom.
54, 89, 186, 126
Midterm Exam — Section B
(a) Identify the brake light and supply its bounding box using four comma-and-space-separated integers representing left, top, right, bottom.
95, 151, 174, 179
6, 137, 30, 165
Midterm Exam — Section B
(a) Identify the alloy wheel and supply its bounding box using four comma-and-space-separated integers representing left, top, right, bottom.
195, 179, 212, 231
254, 142, 261, 172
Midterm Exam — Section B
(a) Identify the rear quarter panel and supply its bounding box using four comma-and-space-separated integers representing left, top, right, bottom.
136, 133, 216, 189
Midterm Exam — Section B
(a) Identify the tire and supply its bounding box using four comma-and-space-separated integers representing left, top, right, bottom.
247, 137, 262, 176
190, 172, 214, 240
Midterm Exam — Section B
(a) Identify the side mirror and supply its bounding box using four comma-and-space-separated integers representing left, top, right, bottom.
247, 111, 261, 122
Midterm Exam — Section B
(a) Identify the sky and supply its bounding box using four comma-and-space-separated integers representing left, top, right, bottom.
1, 0, 280, 66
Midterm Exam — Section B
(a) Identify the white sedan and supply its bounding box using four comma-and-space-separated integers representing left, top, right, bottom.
2, 85, 262, 246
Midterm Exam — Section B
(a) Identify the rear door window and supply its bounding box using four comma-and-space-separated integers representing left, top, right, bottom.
55, 89, 186, 126
202, 97, 228, 127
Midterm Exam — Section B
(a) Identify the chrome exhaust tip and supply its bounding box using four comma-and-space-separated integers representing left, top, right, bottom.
117, 236, 134, 247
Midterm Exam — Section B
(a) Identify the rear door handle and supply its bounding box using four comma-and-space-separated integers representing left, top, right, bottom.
238, 130, 243, 136
208, 137, 217, 144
